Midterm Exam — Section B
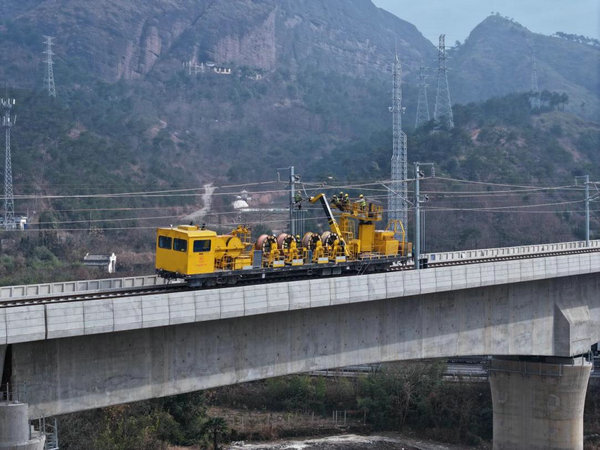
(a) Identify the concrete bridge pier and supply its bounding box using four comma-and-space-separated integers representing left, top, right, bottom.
0, 344, 46, 450
489, 356, 591, 450
0, 402, 45, 450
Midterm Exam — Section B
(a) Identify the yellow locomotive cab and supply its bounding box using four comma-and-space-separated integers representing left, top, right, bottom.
156, 226, 217, 275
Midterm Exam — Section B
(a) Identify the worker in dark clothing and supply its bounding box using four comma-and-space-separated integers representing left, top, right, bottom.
343, 193, 350, 211
331, 194, 339, 208
294, 192, 303, 209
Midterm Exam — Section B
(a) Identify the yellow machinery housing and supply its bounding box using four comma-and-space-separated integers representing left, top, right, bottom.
156, 225, 252, 275
311, 193, 410, 259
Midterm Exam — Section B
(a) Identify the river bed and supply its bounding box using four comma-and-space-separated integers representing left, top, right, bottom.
227, 433, 488, 449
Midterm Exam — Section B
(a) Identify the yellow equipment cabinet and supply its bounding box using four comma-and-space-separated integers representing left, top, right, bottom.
156, 225, 218, 275
373, 230, 399, 255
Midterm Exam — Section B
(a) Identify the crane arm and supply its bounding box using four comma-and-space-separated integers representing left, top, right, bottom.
309, 193, 349, 256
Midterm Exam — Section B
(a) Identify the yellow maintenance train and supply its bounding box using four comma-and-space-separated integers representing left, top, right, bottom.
155, 193, 412, 287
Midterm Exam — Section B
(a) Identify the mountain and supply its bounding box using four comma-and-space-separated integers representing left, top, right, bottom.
0, 0, 439, 183
1, 0, 435, 85
449, 15, 600, 121
0, 2, 597, 211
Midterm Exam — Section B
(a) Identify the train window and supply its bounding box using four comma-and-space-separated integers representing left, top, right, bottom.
193, 239, 211, 252
173, 238, 188, 252
158, 236, 172, 249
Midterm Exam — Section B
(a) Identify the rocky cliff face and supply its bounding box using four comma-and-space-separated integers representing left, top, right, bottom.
7, 0, 214, 81
213, 8, 277, 70
0, 0, 435, 85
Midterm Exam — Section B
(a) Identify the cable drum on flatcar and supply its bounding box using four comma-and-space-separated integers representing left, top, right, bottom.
256, 234, 278, 252
302, 232, 321, 250
321, 231, 339, 247
214, 234, 247, 270
255, 234, 283, 267
277, 233, 299, 249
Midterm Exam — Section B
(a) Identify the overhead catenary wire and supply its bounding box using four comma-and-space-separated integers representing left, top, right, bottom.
20, 201, 598, 233
7, 174, 597, 233
12, 174, 590, 202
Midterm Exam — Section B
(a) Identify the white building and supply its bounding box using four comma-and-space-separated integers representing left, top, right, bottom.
83, 253, 117, 273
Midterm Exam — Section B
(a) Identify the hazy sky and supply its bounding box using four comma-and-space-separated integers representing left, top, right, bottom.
372, 0, 600, 45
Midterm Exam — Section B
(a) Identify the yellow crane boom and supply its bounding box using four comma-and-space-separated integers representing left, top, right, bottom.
309, 193, 350, 257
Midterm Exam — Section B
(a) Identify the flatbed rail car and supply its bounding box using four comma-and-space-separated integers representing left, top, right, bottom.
155, 192, 412, 288
156, 254, 408, 288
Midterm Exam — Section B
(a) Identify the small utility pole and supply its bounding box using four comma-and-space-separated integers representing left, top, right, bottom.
585, 175, 590, 246
289, 166, 295, 236
278, 166, 300, 235
576, 175, 591, 246
414, 162, 433, 269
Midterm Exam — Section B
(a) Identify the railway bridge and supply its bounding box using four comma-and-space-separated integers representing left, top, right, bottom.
1, 240, 600, 449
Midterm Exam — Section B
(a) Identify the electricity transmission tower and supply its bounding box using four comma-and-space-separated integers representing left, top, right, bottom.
1, 97, 16, 230
433, 34, 454, 129
415, 66, 430, 128
43, 36, 56, 98
388, 54, 408, 234
530, 48, 541, 110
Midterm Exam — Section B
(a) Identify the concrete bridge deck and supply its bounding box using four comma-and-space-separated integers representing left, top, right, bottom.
1, 250, 599, 350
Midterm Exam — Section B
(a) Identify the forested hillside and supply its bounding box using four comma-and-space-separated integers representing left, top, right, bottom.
449, 14, 600, 121
308, 92, 600, 251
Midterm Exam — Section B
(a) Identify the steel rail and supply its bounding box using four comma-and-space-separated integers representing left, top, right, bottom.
0, 283, 188, 308
422, 246, 600, 269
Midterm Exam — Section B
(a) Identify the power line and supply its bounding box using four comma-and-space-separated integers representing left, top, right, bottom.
426, 199, 584, 211
433, 176, 583, 190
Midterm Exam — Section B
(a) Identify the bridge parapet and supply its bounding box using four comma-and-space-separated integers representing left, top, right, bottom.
425, 239, 600, 263
0, 275, 171, 300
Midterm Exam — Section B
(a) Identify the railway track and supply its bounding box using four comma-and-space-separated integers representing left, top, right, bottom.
423, 245, 600, 269
2, 246, 599, 308
0, 283, 189, 308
